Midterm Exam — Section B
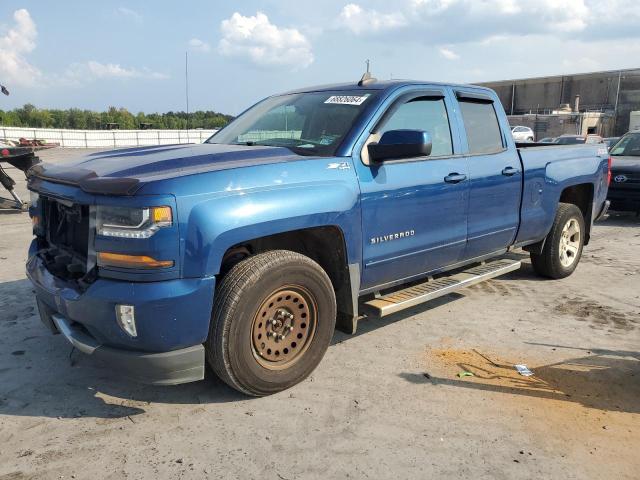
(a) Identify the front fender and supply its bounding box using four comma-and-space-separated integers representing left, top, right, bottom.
181, 181, 361, 278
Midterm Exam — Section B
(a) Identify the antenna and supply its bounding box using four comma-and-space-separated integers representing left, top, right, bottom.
185, 51, 190, 130
358, 59, 377, 86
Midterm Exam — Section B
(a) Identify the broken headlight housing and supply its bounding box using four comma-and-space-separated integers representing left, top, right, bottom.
96, 205, 172, 239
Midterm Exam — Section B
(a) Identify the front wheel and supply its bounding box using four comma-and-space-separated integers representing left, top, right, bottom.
207, 250, 336, 396
530, 203, 585, 279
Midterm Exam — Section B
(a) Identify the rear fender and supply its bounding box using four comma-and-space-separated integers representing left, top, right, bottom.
516, 154, 607, 246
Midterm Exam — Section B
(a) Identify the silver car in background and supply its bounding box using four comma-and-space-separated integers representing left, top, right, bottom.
511, 126, 534, 142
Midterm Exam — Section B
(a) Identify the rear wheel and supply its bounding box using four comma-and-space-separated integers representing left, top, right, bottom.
207, 250, 336, 396
530, 203, 585, 279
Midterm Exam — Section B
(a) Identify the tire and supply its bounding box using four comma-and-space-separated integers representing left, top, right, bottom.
530, 202, 585, 279
206, 250, 336, 396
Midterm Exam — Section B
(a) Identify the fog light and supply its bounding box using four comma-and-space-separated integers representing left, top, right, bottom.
116, 304, 137, 337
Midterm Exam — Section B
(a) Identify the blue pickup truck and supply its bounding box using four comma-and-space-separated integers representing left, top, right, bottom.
26, 79, 611, 396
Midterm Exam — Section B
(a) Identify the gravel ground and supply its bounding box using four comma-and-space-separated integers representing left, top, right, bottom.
0, 148, 639, 479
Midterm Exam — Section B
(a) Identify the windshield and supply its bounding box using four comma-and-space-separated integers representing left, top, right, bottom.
206, 91, 377, 157
610, 133, 640, 156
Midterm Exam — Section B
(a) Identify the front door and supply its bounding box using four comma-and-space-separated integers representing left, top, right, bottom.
356, 89, 469, 291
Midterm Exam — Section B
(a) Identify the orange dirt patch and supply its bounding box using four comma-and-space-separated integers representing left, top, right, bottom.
425, 346, 640, 478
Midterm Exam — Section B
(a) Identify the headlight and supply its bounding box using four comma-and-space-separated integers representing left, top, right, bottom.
96, 205, 172, 239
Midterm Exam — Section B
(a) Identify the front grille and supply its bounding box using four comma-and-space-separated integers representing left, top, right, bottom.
39, 196, 93, 283
611, 171, 640, 185
46, 199, 90, 258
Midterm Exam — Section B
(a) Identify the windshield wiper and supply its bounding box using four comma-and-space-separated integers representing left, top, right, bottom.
222, 139, 320, 156
242, 140, 286, 147
286, 146, 317, 156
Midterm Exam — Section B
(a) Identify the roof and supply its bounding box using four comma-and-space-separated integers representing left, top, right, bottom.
278, 79, 487, 96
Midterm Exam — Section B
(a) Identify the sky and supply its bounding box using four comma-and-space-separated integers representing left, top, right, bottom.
1, 0, 639, 116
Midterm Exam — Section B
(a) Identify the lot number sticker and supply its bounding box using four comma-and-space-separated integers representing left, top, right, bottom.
325, 95, 369, 105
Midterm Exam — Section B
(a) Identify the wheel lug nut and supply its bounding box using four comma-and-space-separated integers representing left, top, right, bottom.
288, 326, 294, 331
279, 334, 285, 340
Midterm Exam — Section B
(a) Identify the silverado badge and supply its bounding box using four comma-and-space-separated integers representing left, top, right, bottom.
370, 230, 415, 244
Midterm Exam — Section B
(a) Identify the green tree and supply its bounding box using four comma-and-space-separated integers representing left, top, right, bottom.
0, 104, 234, 131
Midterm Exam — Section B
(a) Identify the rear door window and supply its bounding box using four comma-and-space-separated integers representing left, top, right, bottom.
459, 100, 504, 154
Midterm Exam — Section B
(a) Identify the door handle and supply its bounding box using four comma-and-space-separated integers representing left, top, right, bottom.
444, 173, 467, 184
502, 166, 520, 176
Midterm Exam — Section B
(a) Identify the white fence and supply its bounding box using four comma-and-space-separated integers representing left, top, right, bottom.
0, 126, 217, 148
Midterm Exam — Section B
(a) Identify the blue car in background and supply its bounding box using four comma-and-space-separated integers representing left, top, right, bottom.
26, 79, 610, 395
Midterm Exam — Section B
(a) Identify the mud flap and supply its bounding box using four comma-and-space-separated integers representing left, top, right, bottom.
335, 263, 360, 335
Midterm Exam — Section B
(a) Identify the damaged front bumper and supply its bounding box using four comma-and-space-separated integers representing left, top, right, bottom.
27, 249, 215, 385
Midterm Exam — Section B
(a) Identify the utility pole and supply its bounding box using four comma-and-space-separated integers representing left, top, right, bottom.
510, 82, 515, 115
613, 70, 622, 135
185, 51, 190, 131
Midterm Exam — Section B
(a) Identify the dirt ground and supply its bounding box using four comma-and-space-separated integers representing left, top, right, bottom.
1, 148, 639, 479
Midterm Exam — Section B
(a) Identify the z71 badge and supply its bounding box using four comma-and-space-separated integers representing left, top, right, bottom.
370, 230, 415, 244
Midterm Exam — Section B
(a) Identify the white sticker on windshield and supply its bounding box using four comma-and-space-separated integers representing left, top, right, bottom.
324, 95, 369, 106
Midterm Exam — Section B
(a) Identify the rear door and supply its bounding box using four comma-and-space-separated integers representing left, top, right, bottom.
454, 90, 522, 259
355, 88, 469, 291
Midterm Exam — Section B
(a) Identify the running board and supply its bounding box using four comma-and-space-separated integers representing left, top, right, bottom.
361, 259, 521, 318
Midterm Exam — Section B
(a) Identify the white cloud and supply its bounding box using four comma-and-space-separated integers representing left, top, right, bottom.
336, 0, 640, 44
116, 7, 143, 23
189, 38, 211, 53
87, 61, 140, 78
0, 9, 41, 87
218, 12, 313, 69
0, 9, 168, 90
338, 4, 407, 34
61, 61, 169, 85
582, 0, 640, 39
561, 56, 601, 72
409, 0, 589, 35
439, 47, 459, 60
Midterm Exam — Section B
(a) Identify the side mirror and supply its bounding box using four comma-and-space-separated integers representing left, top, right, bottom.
368, 129, 432, 163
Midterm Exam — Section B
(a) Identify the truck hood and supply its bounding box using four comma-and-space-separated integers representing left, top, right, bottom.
611, 155, 640, 173
29, 143, 308, 195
